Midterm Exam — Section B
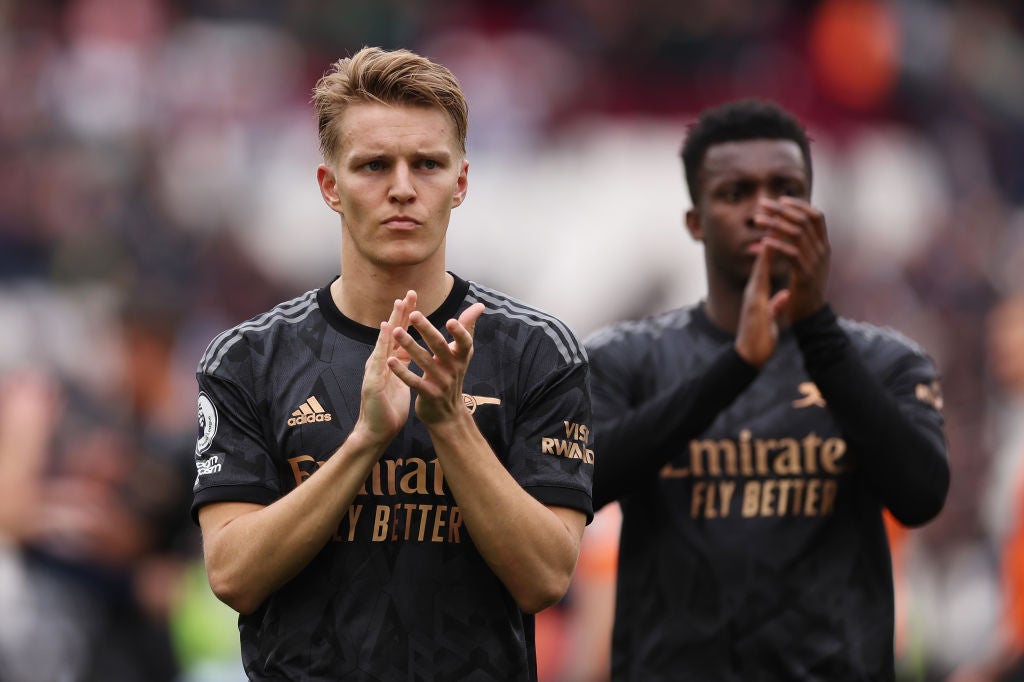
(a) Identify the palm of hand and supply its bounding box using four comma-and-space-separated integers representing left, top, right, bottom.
365, 367, 411, 436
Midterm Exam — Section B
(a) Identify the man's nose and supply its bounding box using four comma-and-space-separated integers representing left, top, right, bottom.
389, 163, 415, 203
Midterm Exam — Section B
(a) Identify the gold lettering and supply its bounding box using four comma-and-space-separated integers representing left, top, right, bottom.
372, 505, 389, 541
432, 505, 447, 542
400, 458, 429, 494
448, 506, 463, 542
692, 480, 737, 518
691, 481, 707, 518
739, 430, 754, 476
346, 505, 363, 541
820, 439, 847, 474
683, 431, 849, 481
729, 477, 839, 518
563, 421, 591, 442
541, 438, 596, 463
773, 438, 801, 475
689, 438, 738, 476
802, 433, 821, 474
742, 481, 760, 517
416, 504, 431, 541
287, 455, 319, 485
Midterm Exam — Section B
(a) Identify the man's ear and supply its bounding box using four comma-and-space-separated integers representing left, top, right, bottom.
685, 207, 703, 241
317, 163, 343, 215
451, 159, 469, 208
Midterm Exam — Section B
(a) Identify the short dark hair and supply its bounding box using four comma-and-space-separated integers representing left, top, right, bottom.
680, 99, 812, 205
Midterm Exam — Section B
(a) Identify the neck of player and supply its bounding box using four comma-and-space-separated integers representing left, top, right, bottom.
332, 267, 454, 328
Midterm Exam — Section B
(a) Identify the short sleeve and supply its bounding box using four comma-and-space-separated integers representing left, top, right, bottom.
190, 371, 281, 523
506, 338, 594, 522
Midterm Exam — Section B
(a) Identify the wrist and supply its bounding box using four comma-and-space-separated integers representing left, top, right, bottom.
791, 303, 836, 337
348, 421, 395, 454
422, 406, 477, 441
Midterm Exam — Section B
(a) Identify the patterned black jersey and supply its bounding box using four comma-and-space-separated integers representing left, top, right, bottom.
191, 274, 593, 682
585, 304, 945, 682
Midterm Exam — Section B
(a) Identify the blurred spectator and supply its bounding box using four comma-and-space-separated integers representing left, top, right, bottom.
944, 294, 1024, 682
0, 369, 184, 681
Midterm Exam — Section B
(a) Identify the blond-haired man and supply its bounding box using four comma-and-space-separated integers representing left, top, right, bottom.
191, 47, 593, 681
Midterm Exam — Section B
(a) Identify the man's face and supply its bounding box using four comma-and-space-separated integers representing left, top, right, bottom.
686, 139, 809, 289
317, 102, 468, 271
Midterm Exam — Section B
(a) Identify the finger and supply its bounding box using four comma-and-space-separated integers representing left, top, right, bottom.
406, 310, 454, 360
389, 291, 417, 351
457, 303, 485, 334
779, 197, 827, 245
449, 303, 485, 357
401, 289, 418, 318
376, 298, 405, 357
762, 226, 810, 279
748, 239, 774, 292
753, 211, 802, 241
769, 289, 791, 320
760, 236, 803, 268
391, 323, 435, 368
387, 355, 428, 391
765, 223, 819, 284
367, 320, 394, 370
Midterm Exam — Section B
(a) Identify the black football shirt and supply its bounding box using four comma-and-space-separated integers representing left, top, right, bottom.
586, 304, 945, 682
191, 274, 593, 681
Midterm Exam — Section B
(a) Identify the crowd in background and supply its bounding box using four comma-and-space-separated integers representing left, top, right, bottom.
0, 0, 1022, 680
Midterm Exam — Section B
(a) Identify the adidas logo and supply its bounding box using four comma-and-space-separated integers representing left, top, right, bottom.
288, 396, 333, 427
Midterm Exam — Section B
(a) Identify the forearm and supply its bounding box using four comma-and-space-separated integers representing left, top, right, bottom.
201, 428, 385, 613
793, 305, 950, 525
592, 347, 758, 509
428, 412, 584, 613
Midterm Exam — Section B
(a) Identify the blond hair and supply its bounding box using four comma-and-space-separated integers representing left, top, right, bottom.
312, 46, 469, 164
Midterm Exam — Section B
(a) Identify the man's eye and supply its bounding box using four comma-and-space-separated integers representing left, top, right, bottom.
420, 159, 439, 170
721, 186, 744, 202
364, 160, 384, 171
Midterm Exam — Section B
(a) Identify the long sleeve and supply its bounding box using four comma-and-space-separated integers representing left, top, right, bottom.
590, 346, 757, 510
792, 305, 950, 526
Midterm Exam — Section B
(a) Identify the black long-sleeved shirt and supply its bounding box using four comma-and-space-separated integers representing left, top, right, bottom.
586, 303, 949, 682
